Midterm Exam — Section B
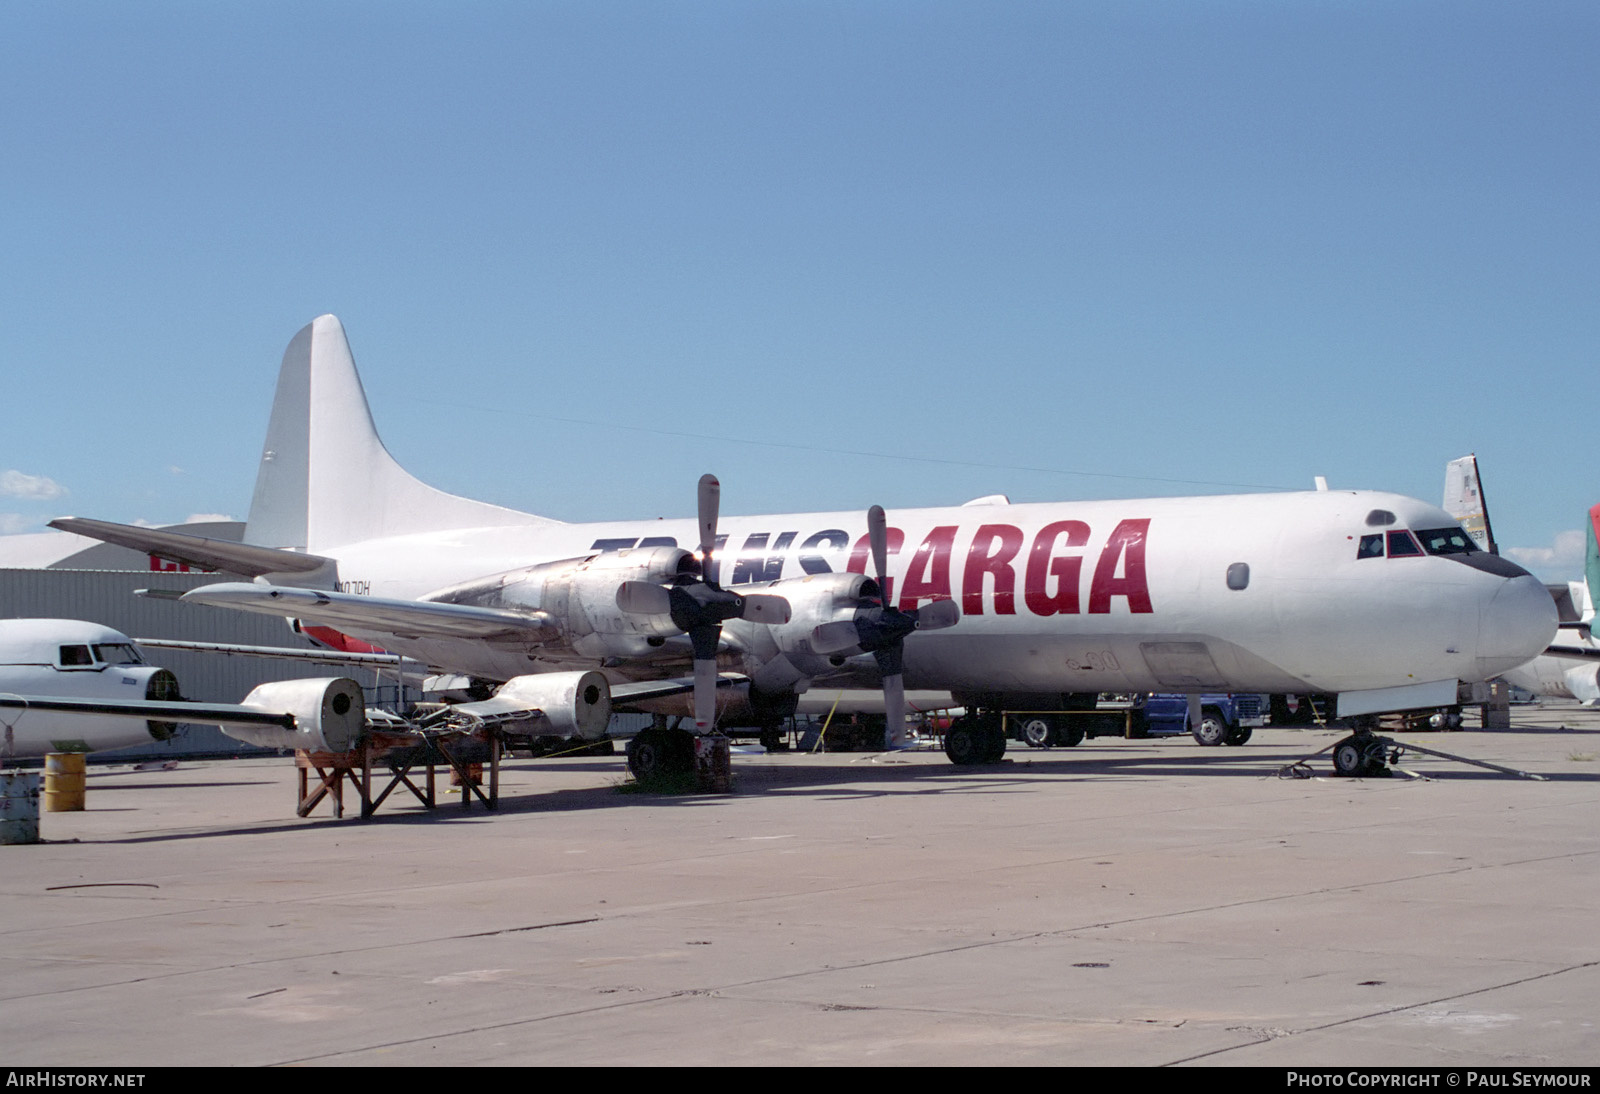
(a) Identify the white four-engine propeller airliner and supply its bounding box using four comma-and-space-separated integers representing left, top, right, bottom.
53, 315, 1557, 773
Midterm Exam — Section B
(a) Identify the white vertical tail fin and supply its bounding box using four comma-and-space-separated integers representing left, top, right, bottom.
245, 315, 555, 553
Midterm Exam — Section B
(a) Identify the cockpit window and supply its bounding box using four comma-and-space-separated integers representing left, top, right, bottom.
1413, 527, 1479, 556
59, 645, 93, 666
1357, 534, 1384, 559
92, 643, 144, 665
1386, 530, 1423, 557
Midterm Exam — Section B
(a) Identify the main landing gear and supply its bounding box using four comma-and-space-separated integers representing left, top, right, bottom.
944, 710, 1007, 765
627, 726, 696, 780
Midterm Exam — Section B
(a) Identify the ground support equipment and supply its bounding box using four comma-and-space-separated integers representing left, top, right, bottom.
1281, 724, 1547, 781
295, 728, 503, 819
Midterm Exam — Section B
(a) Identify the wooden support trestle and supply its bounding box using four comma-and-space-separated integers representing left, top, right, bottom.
295, 729, 502, 819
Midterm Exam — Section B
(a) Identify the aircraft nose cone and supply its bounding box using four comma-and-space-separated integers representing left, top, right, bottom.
1477, 573, 1557, 678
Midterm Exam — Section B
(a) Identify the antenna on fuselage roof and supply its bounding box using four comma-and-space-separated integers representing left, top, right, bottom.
1314, 476, 1329, 491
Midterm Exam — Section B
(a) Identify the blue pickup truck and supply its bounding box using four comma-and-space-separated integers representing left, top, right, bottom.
1136, 693, 1265, 746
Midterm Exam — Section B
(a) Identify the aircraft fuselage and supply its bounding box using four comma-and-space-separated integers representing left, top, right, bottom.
0, 620, 180, 756
319, 488, 1554, 699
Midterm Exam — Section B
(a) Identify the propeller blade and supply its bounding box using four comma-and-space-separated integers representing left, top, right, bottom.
693, 657, 717, 732
810, 619, 863, 655
616, 581, 673, 616
867, 504, 888, 595
739, 593, 791, 625
698, 473, 721, 568
915, 598, 961, 631
882, 672, 907, 749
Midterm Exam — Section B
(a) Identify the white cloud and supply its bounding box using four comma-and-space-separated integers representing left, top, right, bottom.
0, 470, 65, 500
1505, 529, 1587, 580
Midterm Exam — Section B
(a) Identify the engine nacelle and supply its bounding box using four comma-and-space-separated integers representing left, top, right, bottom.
761, 572, 874, 658
143, 668, 181, 741
426, 547, 698, 657
452, 671, 613, 740
230, 677, 366, 753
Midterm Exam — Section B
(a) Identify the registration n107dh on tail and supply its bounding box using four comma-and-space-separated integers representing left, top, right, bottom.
54, 316, 1556, 772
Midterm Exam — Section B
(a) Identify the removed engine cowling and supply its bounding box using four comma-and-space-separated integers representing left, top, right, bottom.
446, 671, 613, 741
226, 677, 367, 753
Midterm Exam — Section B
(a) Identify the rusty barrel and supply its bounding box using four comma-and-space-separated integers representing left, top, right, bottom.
1, 771, 40, 843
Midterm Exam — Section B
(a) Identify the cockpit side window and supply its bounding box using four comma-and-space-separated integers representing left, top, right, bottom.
58, 644, 93, 666
1386, 530, 1423, 558
1414, 527, 1479, 556
1357, 534, 1384, 559
92, 643, 144, 665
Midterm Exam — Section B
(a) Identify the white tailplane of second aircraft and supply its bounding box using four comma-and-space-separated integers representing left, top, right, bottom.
53, 315, 1558, 771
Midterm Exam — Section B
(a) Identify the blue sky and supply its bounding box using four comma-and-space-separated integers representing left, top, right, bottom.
2, 2, 1595, 578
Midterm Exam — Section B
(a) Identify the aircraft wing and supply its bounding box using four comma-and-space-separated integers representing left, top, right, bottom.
610, 673, 749, 709
134, 636, 424, 671
0, 693, 296, 732
180, 582, 558, 643
50, 516, 332, 577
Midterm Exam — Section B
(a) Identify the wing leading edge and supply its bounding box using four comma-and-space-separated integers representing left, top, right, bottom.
180, 582, 557, 643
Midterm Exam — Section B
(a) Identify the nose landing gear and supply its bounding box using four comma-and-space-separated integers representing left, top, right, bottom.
1332, 728, 1398, 777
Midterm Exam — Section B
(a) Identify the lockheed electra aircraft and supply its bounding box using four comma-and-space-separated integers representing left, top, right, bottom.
53, 316, 1557, 773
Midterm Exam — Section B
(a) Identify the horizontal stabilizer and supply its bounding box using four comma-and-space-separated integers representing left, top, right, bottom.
50, 517, 331, 577
181, 582, 557, 642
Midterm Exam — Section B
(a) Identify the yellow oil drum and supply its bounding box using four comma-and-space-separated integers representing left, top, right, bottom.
43, 752, 86, 812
